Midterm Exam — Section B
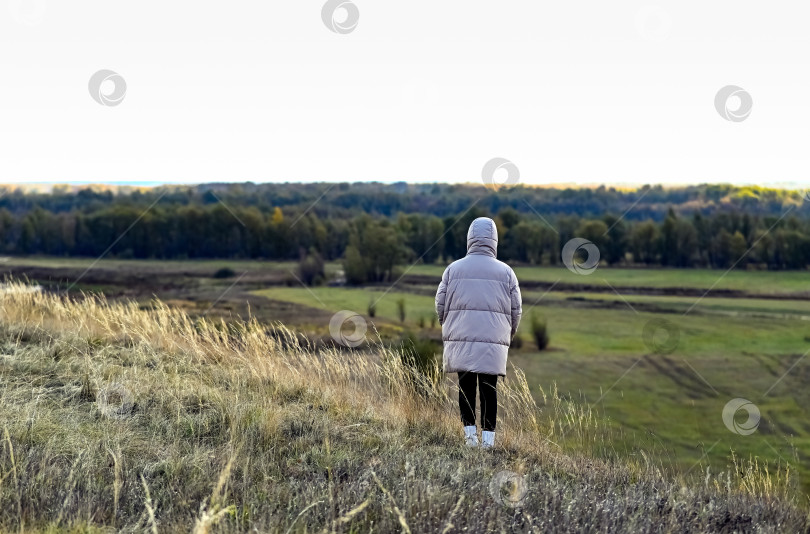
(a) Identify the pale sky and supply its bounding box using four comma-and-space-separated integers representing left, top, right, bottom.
1, 1, 809, 188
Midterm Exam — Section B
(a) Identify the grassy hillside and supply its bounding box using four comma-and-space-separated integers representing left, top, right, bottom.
1, 281, 809, 532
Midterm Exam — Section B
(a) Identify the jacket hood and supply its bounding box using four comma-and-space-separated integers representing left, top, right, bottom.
466, 217, 498, 257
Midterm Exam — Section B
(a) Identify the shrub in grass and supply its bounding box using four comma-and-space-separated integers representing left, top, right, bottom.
213, 267, 236, 279
397, 298, 406, 323
297, 248, 325, 286
531, 312, 549, 350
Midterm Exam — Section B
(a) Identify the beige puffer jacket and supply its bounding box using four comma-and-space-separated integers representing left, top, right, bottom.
435, 217, 522, 376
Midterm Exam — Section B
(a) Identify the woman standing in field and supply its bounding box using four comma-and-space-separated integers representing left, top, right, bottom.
435, 217, 522, 448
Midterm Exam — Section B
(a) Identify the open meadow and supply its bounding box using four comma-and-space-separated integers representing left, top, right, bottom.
2, 271, 809, 532
252, 268, 810, 494
3, 256, 810, 505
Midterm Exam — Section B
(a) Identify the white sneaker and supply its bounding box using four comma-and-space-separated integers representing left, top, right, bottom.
481, 430, 495, 448
464, 425, 478, 447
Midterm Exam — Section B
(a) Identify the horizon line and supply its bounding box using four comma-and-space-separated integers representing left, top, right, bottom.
0, 180, 806, 191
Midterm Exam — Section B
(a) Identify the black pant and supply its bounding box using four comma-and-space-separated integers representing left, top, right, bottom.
458, 372, 498, 431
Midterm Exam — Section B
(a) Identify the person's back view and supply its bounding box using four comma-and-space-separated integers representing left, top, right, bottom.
435, 217, 522, 448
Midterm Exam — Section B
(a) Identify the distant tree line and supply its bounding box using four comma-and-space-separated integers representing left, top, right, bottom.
1, 183, 810, 280
2, 182, 808, 221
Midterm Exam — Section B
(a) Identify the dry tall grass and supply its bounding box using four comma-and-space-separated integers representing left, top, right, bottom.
0, 280, 808, 532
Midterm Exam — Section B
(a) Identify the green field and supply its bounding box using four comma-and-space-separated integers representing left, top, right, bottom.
0, 255, 301, 272
407, 264, 810, 296
4, 256, 810, 493
254, 270, 810, 492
